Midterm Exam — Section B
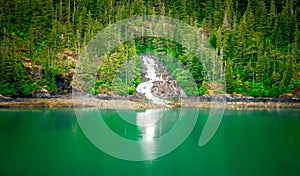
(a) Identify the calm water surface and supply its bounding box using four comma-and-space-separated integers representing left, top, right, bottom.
0, 108, 299, 176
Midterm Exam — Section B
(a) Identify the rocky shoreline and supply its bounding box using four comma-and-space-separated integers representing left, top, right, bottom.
2, 52, 298, 109
1, 94, 300, 109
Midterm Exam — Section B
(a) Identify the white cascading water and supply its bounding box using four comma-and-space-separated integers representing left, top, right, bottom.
136, 55, 167, 105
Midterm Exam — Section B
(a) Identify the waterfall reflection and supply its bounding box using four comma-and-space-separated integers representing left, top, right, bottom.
136, 109, 164, 141
136, 109, 163, 159
135, 109, 179, 159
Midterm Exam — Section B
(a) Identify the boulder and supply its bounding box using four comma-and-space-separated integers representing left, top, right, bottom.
96, 94, 111, 100
32, 92, 51, 98
32, 88, 51, 98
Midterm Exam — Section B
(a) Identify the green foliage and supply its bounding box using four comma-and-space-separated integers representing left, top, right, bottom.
0, 84, 13, 96
209, 33, 217, 49
155, 54, 199, 96
199, 83, 209, 96
23, 83, 37, 96
0, 0, 299, 98
249, 83, 265, 97
103, 46, 142, 95
269, 85, 281, 98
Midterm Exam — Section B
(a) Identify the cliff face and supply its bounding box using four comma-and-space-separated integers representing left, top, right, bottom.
54, 50, 77, 94
55, 69, 74, 94
21, 50, 77, 98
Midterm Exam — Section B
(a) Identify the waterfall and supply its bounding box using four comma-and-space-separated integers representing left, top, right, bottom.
136, 55, 167, 105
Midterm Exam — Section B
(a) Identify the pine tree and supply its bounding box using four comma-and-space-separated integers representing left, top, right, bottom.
225, 60, 234, 93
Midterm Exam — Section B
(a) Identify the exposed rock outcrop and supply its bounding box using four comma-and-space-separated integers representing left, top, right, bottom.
55, 68, 74, 94
0, 94, 13, 102
138, 53, 186, 100
151, 80, 183, 98
32, 88, 51, 98
21, 50, 76, 96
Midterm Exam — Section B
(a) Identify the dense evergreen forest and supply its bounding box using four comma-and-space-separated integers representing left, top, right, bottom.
0, 0, 299, 97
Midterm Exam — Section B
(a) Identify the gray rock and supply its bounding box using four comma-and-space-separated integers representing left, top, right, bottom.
32, 92, 51, 98
96, 94, 111, 100
0, 94, 13, 102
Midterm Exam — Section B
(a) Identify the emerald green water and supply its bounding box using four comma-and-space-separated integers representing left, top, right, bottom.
0, 108, 299, 176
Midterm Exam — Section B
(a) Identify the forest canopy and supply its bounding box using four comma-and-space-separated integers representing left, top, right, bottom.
0, 0, 299, 97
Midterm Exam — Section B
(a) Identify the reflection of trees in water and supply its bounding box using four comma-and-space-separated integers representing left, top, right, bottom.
0, 111, 22, 129
0, 110, 43, 130
54, 114, 73, 130
0, 109, 78, 133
